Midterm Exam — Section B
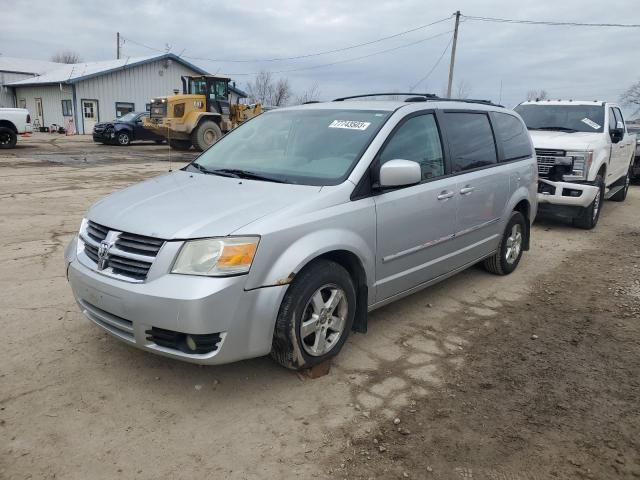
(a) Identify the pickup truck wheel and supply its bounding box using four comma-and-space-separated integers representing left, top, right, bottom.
609, 166, 631, 202
168, 139, 192, 151
573, 174, 604, 229
116, 131, 131, 146
191, 121, 221, 152
271, 260, 356, 370
483, 211, 526, 275
0, 127, 17, 149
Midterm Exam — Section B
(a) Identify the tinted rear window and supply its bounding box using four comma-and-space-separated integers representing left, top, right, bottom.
492, 113, 533, 161
442, 112, 497, 172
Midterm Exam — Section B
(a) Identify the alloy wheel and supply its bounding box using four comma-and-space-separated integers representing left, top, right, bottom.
505, 224, 523, 265
300, 284, 348, 356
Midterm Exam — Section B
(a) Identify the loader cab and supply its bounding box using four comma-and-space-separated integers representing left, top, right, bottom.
182, 75, 231, 116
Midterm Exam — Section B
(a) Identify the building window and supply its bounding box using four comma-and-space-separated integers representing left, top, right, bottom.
115, 102, 135, 118
145, 103, 151, 112
19, 99, 26, 109
61, 99, 73, 117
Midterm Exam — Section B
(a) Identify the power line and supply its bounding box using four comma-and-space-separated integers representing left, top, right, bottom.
410, 36, 453, 91
462, 15, 640, 28
224, 30, 453, 76
121, 16, 452, 64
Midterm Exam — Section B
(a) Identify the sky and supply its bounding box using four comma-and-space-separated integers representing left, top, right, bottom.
2, 0, 639, 116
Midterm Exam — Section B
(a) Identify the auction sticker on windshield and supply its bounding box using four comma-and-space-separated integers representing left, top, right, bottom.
581, 118, 601, 130
329, 120, 371, 130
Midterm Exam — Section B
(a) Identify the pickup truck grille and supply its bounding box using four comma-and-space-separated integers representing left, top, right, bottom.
79, 220, 165, 282
535, 149, 566, 177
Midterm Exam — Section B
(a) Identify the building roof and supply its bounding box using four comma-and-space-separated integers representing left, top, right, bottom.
0, 56, 65, 75
7, 53, 209, 87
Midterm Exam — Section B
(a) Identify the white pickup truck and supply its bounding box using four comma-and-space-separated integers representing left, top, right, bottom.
0, 108, 32, 149
514, 100, 636, 229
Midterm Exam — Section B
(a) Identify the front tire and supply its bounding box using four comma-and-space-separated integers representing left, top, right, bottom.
191, 121, 222, 152
271, 260, 356, 370
573, 174, 604, 229
0, 127, 18, 149
116, 131, 131, 146
483, 211, 526, 275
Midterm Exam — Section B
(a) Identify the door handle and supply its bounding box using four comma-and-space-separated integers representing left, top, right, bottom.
459, 186, 475, 195
437, 190, 455, 200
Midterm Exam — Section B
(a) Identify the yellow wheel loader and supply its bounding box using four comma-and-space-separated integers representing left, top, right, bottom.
144, 75, 262, 151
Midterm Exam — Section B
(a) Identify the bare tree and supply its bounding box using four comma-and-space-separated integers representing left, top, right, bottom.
246, 70, 292, 106
295, 82, 321, 104
454, 80, 471, 99
526, 89, 549, 101
620, 80, 640, 114
440, 80, 471, 99
272, 78, 291, 106
51, 51, 82, 64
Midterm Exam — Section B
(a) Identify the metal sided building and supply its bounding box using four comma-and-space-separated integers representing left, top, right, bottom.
0, 57, 64, 108
5, 53, 247, 134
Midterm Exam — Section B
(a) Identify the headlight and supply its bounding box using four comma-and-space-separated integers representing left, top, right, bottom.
171, 236, 259, 276
564, 151, 593, 180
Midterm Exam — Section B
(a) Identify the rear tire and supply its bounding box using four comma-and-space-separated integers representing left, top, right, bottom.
573, 174, 604, 229
168, 139, 192, 151
483, 211, 526, 275
271, 260, 356, 370
609, 166, 631, 202
191, 120, 222, 152
0, 127, 18, 149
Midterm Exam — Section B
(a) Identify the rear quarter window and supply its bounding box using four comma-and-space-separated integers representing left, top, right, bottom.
492, 112, 533, 161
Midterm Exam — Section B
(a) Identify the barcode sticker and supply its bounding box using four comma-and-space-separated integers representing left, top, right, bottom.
581, 118, 601, 130
328, 120, 371, 130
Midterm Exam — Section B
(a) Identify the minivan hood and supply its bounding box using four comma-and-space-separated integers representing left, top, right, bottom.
528, 130, 603, 152
88, 170, 321, 239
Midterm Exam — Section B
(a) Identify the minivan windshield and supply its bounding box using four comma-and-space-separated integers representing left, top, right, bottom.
189, 108, 391, 185
514, 104, 605, 133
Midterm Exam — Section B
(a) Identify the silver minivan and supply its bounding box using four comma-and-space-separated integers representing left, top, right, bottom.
65, 94, 537, 369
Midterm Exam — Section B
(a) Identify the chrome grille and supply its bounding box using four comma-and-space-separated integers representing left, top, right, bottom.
79, 220, 164, 282
535, 149, 566, 177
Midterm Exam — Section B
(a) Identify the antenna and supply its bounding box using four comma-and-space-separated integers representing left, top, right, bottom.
167, 124, 172, 172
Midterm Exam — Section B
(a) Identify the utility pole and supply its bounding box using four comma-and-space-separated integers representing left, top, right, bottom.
116, 32, 121, 59
446, 11, 461, 98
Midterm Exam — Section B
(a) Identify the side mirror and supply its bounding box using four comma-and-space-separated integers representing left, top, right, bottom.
611, 123, 624, 143
379, 159, 422, 188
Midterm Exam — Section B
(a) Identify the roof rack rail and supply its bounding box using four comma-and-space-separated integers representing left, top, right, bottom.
333, 93, 438, 101
435, 98, 504, 108
332, 93, 503, 108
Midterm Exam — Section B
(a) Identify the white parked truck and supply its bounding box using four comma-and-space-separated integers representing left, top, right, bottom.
0, 108, 32, 149
514, 100, 636, 229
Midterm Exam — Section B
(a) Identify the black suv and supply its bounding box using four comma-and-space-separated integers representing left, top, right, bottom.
93, 112, 165, 146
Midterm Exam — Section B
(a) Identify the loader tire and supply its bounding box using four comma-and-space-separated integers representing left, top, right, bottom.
191, 121, 221, 152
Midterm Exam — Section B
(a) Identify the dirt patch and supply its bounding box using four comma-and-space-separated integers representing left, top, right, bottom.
336, 228, 640, 479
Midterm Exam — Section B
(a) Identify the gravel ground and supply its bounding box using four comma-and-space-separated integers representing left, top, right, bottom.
1, 134, 638, 479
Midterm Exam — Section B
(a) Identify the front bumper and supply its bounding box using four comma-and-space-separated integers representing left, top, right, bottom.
537, 179, 599, 208
65, 235, 287, 365
92, 130, 114, 142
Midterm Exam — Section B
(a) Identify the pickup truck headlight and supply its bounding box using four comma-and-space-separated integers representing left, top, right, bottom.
171, 237, 259, 276
564, 151, 593, 181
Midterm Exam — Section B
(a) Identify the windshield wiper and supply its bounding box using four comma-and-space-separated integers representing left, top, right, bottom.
214, 168, 287, 183
187, 163, 239, 178
530, 126, 578, 132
